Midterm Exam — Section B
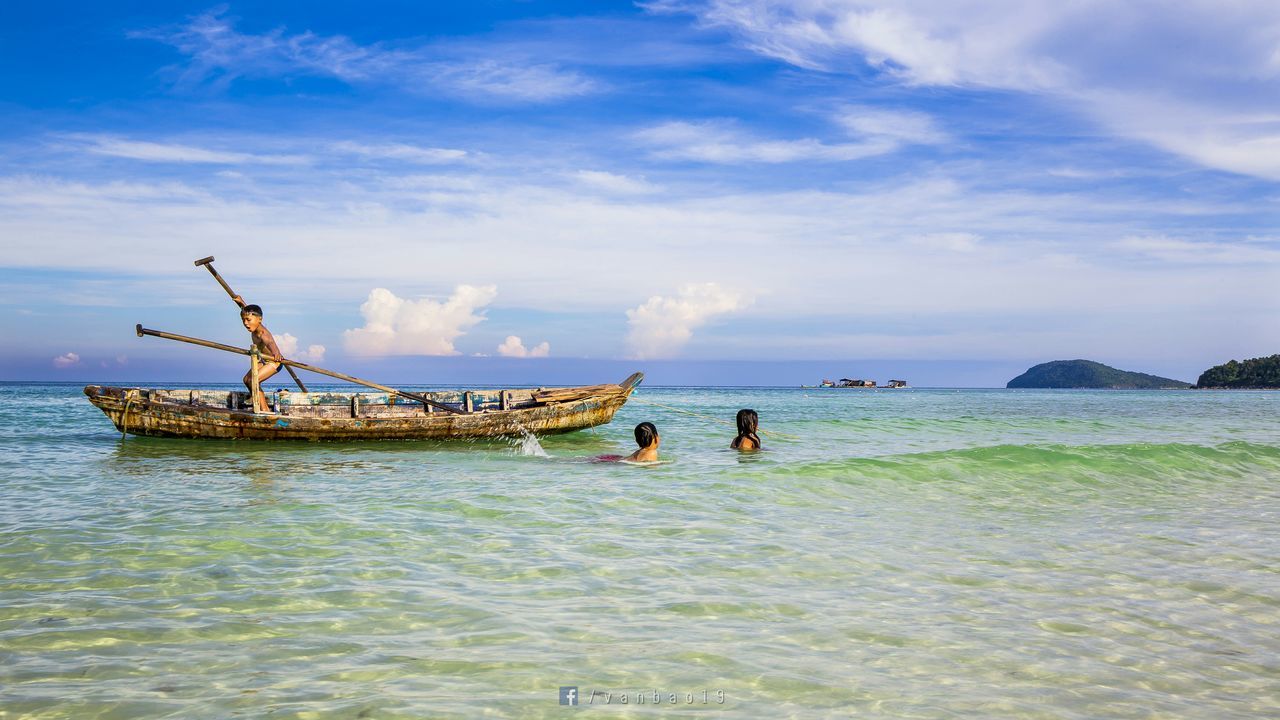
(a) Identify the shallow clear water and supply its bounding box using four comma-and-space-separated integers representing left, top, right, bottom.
2, 383, 1278, 718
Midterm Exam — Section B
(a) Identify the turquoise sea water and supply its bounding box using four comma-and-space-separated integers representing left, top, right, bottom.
2, 382, 1278, 718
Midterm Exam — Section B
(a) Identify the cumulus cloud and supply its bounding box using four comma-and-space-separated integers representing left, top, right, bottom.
52, 352, 80, 368
274, 333, 326, 362
343, 286, 496, 356
496, 335, 551, 357
654, 0, 1280, 179
625, 283, 746, 359
135, 9, 596, 102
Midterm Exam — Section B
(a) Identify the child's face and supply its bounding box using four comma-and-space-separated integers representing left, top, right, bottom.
241, 313, 261, 332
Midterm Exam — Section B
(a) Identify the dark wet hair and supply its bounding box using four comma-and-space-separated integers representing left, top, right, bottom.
733, 409, 761, 449
634, 422, 658, 448
241, 304, 263, 317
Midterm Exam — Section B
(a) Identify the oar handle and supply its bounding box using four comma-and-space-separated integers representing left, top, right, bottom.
136, 325, 466, 414
196, 258, 243, 307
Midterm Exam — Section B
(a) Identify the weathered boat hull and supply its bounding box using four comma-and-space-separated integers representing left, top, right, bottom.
84, 374, 641, 441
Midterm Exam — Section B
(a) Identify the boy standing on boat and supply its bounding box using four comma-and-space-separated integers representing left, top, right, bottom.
239, 304, 283, 413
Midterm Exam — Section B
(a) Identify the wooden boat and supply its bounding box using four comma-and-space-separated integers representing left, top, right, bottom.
84, 372, 643, 441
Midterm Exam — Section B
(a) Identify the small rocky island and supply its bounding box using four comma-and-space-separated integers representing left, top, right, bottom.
1195, 355, 1280, 388
1007, 360, 1190, 389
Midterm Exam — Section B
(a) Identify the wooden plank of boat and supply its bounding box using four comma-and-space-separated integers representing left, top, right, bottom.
531, 384, 617, 404
84, 372, 644, 441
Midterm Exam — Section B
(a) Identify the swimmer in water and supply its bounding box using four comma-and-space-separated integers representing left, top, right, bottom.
591, 422, 661, 463
730, 409, 761, 451
625, 422, 660, 463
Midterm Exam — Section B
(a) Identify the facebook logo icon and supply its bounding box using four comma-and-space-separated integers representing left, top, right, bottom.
559, 687, 578, 706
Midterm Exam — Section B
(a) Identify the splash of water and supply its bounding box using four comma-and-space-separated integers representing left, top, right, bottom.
510, 428, 549, 458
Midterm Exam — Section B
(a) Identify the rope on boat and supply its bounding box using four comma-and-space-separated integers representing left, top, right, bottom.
120, 398, 134, 440
628, 396, 801, 441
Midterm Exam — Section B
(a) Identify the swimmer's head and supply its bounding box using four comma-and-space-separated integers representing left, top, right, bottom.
736, 409, 758, 435
634, 422, 658, 449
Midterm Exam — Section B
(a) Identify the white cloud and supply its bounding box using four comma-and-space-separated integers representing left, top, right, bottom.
430, 60, 597, 101
907, 232, 981, 253
331, 142, 468, 164
496, 335, 551, 357
573, 170, 660, 194
625, 283, 746, 359
656, 0, 1280, 179
52, 352, 80, 368
274, 333, 327, 362
1116, 235, 1280, 265
635, 108, 943, 163
343, 286, 496, 356
832, 105, 946, 145
80, 136, 308, 165
135, 10, 596, 102
1, 169, 1275, 364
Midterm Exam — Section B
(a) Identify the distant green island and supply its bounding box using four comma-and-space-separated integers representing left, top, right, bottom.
1007, 360, 1191, 389
1195, 355, 1280, 389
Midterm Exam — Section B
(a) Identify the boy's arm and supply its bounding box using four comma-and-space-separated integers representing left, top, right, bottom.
258, 327, 285, 362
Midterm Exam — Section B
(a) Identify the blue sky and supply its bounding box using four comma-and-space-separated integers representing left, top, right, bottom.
1, 1, 1277, 386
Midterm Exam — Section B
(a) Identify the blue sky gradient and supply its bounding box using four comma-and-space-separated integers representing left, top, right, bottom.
2, 1, 1277, 385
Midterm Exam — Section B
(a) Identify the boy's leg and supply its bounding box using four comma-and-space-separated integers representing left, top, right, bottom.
259, 362, 282, 383
255, 362, 282, 411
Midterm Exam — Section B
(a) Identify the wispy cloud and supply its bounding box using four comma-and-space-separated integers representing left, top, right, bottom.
907, 232, 981, 253
1, 156, 1275, 362
625, 283, 746, 358
833, 106, 947, 145
656, 0, 1280, 179
331, 142, 468, 164
342, 286, 496, 356
430, 60, 597, 102
1116, 235, 1280, 265
135, 9, 597, 102
76, 135, 309, 165
573, 170, 660, 194
52, 352, 81, 368
636, 106, 944, 163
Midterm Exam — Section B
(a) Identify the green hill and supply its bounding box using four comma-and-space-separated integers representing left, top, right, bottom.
1007, 360, 1190, 389
1195, 355, 1280, 388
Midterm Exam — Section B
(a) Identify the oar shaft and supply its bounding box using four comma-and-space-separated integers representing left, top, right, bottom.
136, 325, 465, 414
138, 324, 247, 355
206, 266, 241, 307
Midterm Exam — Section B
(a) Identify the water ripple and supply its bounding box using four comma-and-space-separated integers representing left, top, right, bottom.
1, 384, 1279, 717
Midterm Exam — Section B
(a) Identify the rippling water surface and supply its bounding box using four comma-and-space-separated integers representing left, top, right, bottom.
2, 383, 1278, 718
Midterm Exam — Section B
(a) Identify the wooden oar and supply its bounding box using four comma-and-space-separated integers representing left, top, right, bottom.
194, 255, 309, 393
136, 324, 467, 415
